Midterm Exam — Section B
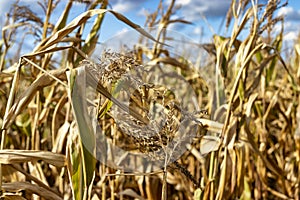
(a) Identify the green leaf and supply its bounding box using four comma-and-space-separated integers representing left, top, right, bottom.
67, 68, 96, 200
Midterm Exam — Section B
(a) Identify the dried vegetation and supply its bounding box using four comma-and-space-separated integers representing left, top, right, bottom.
0, 0, 299, 199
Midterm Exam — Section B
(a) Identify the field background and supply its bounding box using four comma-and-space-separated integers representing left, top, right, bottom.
0, 0, 300, 199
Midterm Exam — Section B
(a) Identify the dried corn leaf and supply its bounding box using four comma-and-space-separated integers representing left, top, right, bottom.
36, 9, 163, 52
195, 118, 223, 133
0, 150, 66, 167
0, 194, 27, 200
2, 182, 62, 200
2, 68, 67, 129
199, 135, 221, 155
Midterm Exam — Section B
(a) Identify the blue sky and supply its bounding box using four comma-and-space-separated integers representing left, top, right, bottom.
0, 0, 299, 56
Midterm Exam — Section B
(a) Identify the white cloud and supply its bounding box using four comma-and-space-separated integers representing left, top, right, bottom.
277, 6, 300, 21
0, 0, 14, 27
173, 0, 231, 21
109, 0, 229, 21
274, 21, 299, 34
137, 7, 149, 17
108, 0, 296, 26
110, 0, 149, 13
95, 28, 140, 53
282, 22, 300, 41
176, 0, 191, 6
193, 27, 202, 34
0, 0, 13, 16
284, 31, 298, 41
116, 27, 130, 35
112, 2, 133, 13
272, 20, 299, 51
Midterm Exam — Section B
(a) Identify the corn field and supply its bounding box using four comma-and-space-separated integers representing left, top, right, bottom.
0, 0, 299, 199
